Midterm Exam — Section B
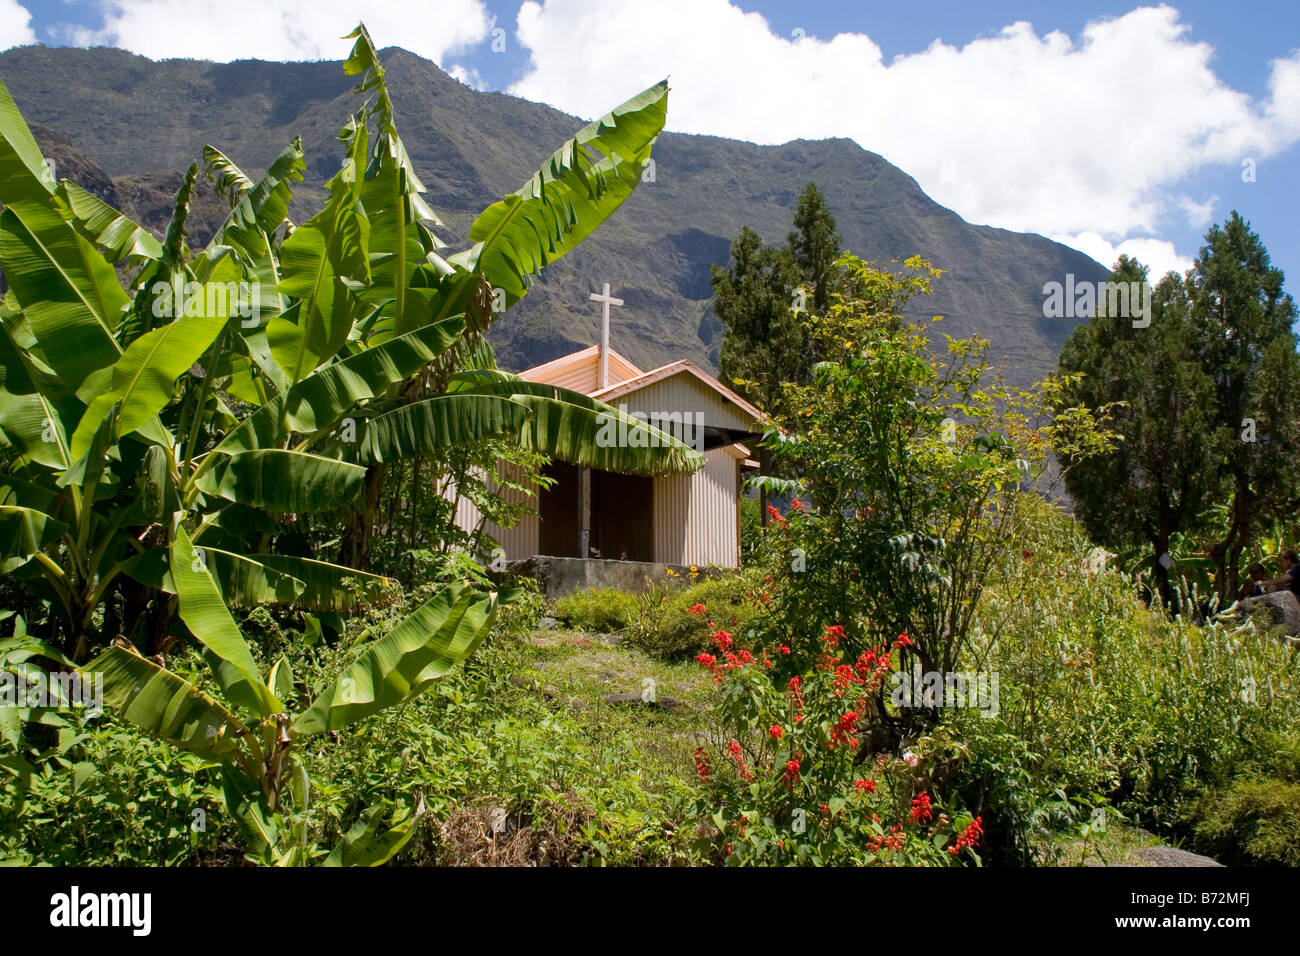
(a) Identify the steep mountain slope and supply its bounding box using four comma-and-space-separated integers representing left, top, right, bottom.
0, 44, 1108, 383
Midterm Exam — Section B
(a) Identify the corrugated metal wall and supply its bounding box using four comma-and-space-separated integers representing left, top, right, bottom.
617, 375, 754, 434
448, 465, 539, 560
653, 447, 740, 568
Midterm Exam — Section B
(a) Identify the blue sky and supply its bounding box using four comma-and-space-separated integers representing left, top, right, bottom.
5, 0, 1299, 288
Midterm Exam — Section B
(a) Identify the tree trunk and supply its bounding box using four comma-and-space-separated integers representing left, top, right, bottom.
338, 463, 387, 571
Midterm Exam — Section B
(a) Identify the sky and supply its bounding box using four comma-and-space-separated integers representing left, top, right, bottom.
3, 0, 1298, 286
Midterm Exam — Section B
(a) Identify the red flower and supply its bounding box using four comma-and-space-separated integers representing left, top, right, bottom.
769, 725, 783, 739
829, 711, 860, 750
894, 632, 913, 649
695, 652, 716, 669
778, 645, 791, 655
950, 816, 984, 854
822, 624, 844, 647
693, 747, 712, 782
688, 603, 707, 615
855, 779, 877, 794
791, 499, 805, 512
909, 791, 933, 824
784, 756, 801, 786
712, 630, 734, 652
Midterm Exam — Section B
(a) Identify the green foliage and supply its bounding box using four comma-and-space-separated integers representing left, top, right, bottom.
757, 253, 1113, 686
1059, 216, 1300, 606
551, 587, 639, 634
630, 569, 770, 659
950, 501, 1300, 863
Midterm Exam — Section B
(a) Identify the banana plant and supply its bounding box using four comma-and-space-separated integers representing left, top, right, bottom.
77, 526, 512, 865
0, 23, 701, 658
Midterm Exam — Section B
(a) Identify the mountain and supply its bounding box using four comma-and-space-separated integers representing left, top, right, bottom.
0, 44, 1108, 384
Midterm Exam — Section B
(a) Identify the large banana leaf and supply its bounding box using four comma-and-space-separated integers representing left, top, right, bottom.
448, 80, 667, 308
323, 799, 425, 867
281, 314, 465, 433
195, 448, 367, 513
449, 373, 705, 475
0, 200, 125, 389
292, 582, 500, 736
205, 549, 397, 612
55, 181, 163, 263
351, 393, 535, 464
0, 320, 73, 469
0, 505, 67, 571
0, 77, 55, 205
81, 646, 247, 761
340, 29, 453, 339
68, 309, 226, 461
269, 121, 370, 388
172, 527, 281, 718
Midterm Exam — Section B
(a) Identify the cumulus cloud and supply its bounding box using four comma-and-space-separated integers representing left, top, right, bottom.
509, 1, 1300, 274
0, 0, 35, 50
65, 0, 493, 64
1055, 232, 1195, 282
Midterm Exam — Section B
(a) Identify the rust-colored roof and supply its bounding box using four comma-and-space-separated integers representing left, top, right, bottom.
518, 345, 644, 393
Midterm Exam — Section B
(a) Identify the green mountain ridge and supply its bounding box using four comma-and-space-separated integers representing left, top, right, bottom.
0, 43, 1109, 383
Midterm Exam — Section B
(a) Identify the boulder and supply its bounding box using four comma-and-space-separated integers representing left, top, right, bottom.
1234, 590, 1300, 637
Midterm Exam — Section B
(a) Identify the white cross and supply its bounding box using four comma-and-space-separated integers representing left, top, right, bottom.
589, 282, 623, 388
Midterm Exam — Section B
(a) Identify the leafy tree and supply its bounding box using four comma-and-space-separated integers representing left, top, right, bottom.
1190, 213, 1300, 602
788, 182, 842, 315
713, 182, 842, 417
1057, 257, 1222, 607
1058, 216, 1300, 607
758, 254, 1111, 747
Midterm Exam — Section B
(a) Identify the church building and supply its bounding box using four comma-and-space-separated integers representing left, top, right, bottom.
455, 285, 765, 569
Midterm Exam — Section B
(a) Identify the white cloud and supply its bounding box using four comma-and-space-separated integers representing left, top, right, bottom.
66, 0, 492, 64
510, 1, 1300, 267
0, 0, 35, 50
1055, 231, 1194, 282
447, 63, 488, 91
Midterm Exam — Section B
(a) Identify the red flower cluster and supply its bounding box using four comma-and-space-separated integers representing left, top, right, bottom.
909, 792, 933, 824
829, 710, 859, 750
950, 816, 983, 854
693, 747, 712, 783
688, 603, 707, 615
728, 740, 755, 782
855, 779, 877, 794
867, 823, 905, 854
769, 724, 783, 739
783, 756, 801, 786
766, 505, 787, 527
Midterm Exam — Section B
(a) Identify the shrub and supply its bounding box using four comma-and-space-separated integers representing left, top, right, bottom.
630, 569, 770, 660
685, 625, 980, 865
1190, 778, 1300, 866
551, 587, 639, 633
948, 501, 1300, 863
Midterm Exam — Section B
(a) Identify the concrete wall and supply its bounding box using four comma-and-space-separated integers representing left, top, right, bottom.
506, 555, 723, 599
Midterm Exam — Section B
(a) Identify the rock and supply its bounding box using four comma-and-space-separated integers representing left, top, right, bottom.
537, 616, 559, 630
1234, 590, 1300, 636
604, 691, 689, 713
591, 632, 624, 645
1120, 846, 1223, 868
